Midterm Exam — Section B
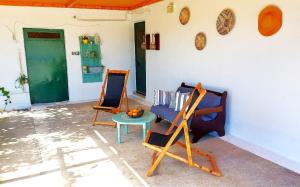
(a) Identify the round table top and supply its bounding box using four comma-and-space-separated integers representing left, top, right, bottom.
112, 111, 156, 124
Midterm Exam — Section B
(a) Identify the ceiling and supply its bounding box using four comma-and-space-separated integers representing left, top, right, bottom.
0, 0, 161, 10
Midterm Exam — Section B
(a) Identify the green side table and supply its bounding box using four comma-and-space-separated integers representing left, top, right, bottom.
112, 111, 156, 144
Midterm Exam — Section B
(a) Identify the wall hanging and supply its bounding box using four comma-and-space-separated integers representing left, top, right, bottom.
195, 32, 206, 50
258, 5, 282, 36
79, 35, 103, 83
179, 7, 190, 25
167, 2, 174, 13
144, 33, 160, 50
216, 8, 235, 35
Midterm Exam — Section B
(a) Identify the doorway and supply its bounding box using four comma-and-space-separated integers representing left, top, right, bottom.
134, 22, 146, 96
23, 28, 69, 104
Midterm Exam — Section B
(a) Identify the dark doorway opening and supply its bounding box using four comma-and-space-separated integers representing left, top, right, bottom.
134, 22, 146, 96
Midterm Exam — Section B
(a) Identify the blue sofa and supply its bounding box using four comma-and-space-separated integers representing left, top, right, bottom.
150, 82, 227, 143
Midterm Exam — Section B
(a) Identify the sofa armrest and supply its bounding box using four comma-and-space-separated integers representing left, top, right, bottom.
194, 106, 223, 117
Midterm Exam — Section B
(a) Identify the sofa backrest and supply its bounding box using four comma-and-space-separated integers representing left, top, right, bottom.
178, 82, 226, 121
177, 86, 194, 93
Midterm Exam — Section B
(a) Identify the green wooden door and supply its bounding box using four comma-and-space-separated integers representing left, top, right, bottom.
134, 22, 146, 96
23, 28, 69, 104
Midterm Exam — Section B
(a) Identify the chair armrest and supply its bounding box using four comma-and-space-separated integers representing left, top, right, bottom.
93, 105, 115, 110
194, 106, 223, 117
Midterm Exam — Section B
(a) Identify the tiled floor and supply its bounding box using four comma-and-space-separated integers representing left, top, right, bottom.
0, 100, 299, 187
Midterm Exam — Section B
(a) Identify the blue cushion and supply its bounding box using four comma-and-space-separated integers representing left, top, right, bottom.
151, 105, 179, 122
151, 90, 222, 124
201, 115, 215, 122
151, 105, 193, 126
197, 92, 221, 121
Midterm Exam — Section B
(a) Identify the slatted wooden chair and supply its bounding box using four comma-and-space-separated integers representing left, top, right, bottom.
92, 69, 129, 127
143, 83, 222, 177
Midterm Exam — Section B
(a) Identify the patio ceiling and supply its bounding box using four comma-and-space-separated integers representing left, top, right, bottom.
0, 0, 161, 10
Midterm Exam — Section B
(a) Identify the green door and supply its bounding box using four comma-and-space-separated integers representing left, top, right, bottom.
134, 22, 146, 96
23, 28, 69, 104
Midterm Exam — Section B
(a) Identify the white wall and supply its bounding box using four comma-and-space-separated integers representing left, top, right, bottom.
0, 6, 135, 110
132, 0, 300, 173
1, 0, 299, 173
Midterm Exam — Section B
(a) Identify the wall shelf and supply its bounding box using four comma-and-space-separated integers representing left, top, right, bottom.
79, 36, 103, 83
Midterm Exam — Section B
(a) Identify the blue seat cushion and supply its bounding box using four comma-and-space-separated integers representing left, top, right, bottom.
197, 92, 221, 121
151, 105, 179, 122
151, 88, 222, 123
151, 105, 193, 126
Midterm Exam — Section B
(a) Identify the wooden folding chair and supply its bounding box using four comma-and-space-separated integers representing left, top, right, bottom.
92, 69, 129, 127
143, 83, 222, 177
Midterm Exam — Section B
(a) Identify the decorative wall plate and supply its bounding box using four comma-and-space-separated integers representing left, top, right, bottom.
216, 8, 235, 35
258, 5, 282, 36
179, 7, 190, 25
195, 32, 206, 50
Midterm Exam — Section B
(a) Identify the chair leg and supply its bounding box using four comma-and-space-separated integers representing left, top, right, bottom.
217, 127, 225, 137
92, 110, 116, 127
183, 123, 193, 166
155, 117, 163, 123
146, 125, 184, 177
147, 149, 167, 177
151, 151, 158, 165
125, 91, 129, 112
175, 141, 222, 176
192, 132, 205, 143
92, 110, 99, 126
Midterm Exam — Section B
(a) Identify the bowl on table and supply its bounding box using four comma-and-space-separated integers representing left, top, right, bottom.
127, 108, 144, 118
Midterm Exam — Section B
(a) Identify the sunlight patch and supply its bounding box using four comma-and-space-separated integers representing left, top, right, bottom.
63, 148, 108, 167
0, 160, 60, 183
67, 159, 133, 187
122, 159, 150, 187
0, 171, 64, 187
93, 130, 108, 144
109, 146, 118, 155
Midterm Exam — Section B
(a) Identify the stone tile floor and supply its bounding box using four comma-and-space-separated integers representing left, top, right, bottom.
0, 100, 299, 187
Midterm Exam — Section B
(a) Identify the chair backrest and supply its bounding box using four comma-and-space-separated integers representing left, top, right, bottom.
103, 70, 129, 107
169, 83, 207, 144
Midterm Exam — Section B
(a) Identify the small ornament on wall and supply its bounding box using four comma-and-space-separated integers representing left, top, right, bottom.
145, 33, 160, 50
195, 32, 206, 51
216, 8, 235, 35
94, 33, 101, 44
179, 7, 190, 25
167, 2, 174, 13
258, 5, 282, 37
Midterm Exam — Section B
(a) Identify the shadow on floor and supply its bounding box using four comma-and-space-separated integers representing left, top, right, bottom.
0, 100, 299, 187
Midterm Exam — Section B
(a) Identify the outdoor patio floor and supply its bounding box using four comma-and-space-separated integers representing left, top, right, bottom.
0, 99, 299, 187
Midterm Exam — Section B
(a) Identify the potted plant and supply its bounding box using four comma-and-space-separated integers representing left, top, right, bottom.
0, 87, 11, 111
82, 36, 89, 45
82, 65, 88, 74
15, 73, 29, 92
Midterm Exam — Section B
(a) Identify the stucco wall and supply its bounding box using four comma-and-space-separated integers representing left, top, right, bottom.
132, 0, 300, 173
1, 0, 300, 174
0, 6, 135, 110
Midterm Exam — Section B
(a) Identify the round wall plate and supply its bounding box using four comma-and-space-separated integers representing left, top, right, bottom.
195, 32, 206, 50
258, 5, 282, 36
179, 7, 191, 25
216, 8, 235, 35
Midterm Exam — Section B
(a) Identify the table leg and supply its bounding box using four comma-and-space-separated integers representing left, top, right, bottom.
117, 123, 121, 144
147, 122, 151, 130
143, 123, 146, 140
125, 124, 128, 136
